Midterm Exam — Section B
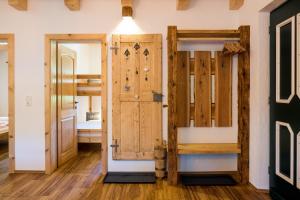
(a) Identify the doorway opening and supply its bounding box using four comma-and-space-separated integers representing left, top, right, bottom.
44, 34, 107, 175
0, 34, 15, 176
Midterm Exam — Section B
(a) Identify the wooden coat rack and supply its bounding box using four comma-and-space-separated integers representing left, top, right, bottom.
167, 26, 250, 185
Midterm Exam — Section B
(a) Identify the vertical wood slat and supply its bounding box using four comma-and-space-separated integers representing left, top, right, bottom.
215, 51, 232, 127
167, 26, 178, 185
176, 51, 190, 127
194, 51, 211, 127
238, 26, 250, 184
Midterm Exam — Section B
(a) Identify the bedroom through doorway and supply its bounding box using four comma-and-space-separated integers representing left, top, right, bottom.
45, 34, 107, 175
0, 40, 8, 176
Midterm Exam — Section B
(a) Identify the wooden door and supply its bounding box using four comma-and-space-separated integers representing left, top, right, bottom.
112, 35, 162, 160
270, 0, 300, 198
57, 45, 78, 166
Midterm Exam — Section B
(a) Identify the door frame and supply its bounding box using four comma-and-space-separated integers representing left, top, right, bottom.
0, 34, 15, 173
44, 34, 107, 175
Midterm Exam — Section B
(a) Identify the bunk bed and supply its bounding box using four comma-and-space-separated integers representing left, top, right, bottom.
0, 117, 8, 141
76, 74, 102, 144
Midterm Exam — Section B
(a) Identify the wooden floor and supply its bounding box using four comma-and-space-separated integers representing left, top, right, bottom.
0, 144, 270, 200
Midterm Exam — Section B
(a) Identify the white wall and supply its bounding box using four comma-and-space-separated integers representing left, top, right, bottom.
238, 0, 287, 189
0, 49, 8, 117
0, 0, 284, 189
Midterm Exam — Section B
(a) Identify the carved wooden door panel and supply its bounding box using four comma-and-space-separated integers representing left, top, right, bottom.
270, 0, 300, 198
112, 35, 162, 160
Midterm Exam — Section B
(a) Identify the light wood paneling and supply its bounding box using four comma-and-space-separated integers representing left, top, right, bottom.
194, 51, 211, 127
119, 102, 140, 158
112, 34, 162, 160
140, 102, 162, 157
8, 0, 27, 11
215, 51, 232, 127
176, 51, 190, 127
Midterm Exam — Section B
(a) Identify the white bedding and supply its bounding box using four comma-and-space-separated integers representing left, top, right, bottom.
0, 117, 9, 134
77, 120, 101, 130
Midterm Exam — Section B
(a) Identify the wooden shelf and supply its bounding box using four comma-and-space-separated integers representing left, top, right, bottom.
77, 83, 101, 87
177, 30, 240, 39
177, 143, 241, 155
77, 90, 101, 96
76, 74, 101, 79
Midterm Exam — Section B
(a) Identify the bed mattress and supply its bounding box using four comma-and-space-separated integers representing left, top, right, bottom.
77, 120, 101, 130
0, 117, 8, 134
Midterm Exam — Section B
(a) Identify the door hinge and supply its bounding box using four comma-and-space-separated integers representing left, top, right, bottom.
153, 91, 163, 102
110, 42, 119, 55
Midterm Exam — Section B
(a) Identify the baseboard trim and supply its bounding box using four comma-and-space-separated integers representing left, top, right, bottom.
249, 183, 269, 194
14, 170, 45, 174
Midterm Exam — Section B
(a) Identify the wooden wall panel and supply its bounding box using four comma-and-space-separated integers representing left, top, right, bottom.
215, 51, 232, 127
112, 34, 162, 160
120, 102, 140, 156
194, 51, 211, 127
176, 51, 190, 127
120, 42, 140, 101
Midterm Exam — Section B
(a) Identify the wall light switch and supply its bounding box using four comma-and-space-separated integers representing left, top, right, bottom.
26, 96, 32, 107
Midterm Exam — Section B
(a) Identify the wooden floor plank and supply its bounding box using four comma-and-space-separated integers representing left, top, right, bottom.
0, 143, 270, 200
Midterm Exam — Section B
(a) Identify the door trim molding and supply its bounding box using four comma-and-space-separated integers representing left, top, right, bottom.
276, 16, 295, 103
297, 132, 300, 189
0, 34, 15, 173
44, 34, 107, 175
275, 121, 294, 185
297, 14, 300, 99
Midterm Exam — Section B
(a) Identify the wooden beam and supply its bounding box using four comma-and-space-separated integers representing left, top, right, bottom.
121, 0, 132, 7
167, 26, 178, 185
237, 26, 250, 184
8, 0, 27, 11
64, 0, 80, 11
177, 30, 240, 39
223, 42, 246, 55
230, 0, 244, 10
121, 0, 133, 17
177, 0, 190, 10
